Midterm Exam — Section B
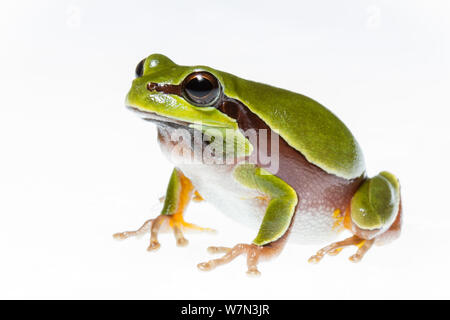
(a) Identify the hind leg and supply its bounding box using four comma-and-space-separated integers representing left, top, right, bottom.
309, 171, 402, 264
308, 235, 374, 263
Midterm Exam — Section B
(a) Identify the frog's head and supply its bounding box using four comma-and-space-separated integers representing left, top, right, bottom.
126, 54, 238, 131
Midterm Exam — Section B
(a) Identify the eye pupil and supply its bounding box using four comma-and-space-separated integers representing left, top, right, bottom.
186, 76, 213, 98
183, 72, 220, 106
135, 59, 145, 78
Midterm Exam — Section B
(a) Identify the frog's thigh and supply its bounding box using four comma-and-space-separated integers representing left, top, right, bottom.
233, 164, 298, 246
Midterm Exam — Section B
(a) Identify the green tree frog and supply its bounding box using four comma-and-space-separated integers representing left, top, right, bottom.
114, 54, 402, 276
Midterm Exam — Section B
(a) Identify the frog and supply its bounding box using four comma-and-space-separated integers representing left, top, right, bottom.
114, 54, 402, 276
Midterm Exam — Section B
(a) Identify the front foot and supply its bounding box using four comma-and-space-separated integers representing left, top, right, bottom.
198, 243, 267, 276
308, 235, 375, 264
113, 212, 215, 251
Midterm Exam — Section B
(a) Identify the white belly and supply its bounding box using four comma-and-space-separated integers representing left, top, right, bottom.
177, 162, 341, 245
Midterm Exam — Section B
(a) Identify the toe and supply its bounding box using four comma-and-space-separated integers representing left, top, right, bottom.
147, 240, 161, 251
246, 268, 261, 277
207, 246, 230, 254
113, 232, 128, 240
197, 262, 214, 271
308, 255, 322, 264
327, 248, 343, 256
349, 254, 362, 263
176, 237, 189, 247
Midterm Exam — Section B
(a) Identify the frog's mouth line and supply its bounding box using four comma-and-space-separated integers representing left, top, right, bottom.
126, 105, 192, 128
126, 105, 232, 132
127, 105, 219, 150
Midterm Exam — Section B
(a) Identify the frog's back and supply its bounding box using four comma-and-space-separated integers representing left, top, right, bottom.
218, 73, 365, 180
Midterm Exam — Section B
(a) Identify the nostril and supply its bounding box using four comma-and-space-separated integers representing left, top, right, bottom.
135, 58, 145, 78
147, 82, 158, 91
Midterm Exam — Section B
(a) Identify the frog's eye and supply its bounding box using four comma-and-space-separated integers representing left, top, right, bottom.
135, 58, 145, 78
182, 72, 221, 107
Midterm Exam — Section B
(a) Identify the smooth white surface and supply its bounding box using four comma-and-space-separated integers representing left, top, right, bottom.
1, 0, 449, 299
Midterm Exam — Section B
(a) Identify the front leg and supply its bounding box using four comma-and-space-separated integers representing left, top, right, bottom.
197, 164, 298, 276
114, 168, 214, 250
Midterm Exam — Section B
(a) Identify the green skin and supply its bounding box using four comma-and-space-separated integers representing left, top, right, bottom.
233, 165, 298, 246
127, 54, 400, 246
161, 169, 182, 216
350, 171, 400, 230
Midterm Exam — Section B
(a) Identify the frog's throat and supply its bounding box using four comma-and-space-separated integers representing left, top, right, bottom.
126, 105, 191, 128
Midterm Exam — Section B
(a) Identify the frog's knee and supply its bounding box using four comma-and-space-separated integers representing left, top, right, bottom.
350, 171, 401, 231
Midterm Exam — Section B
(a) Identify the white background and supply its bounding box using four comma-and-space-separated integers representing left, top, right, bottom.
1, 0, 449, 299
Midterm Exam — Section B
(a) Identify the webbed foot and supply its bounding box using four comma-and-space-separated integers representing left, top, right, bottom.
197, 243, 272, 276
308, 235, 375, 263
113, 212, 215, 251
